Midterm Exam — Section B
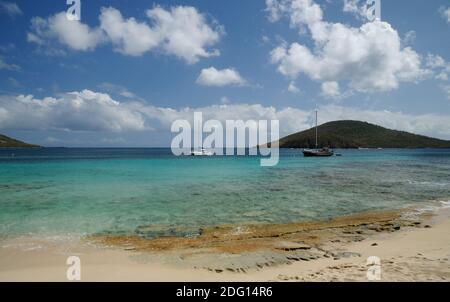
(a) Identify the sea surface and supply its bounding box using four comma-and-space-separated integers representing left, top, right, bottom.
0, 148, 449, 239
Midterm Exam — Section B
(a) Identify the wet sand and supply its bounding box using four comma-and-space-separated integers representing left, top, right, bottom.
0, 204, 449, 281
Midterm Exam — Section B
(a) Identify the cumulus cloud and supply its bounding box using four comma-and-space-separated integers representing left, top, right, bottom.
1, 90, 450, 139
436, 72, 449, 81
426, 54, 447, 69
27, 6, 223, 64
342, 0, 367, 20
98, 7, 159, 56
196, 67, 247, 87
144, 6, 223, 63
97, 82, 140, 99
440, 6, 450, 23
426, 54, 450, 81
403, 30, 416, 46
27, 12, 104, 51
0, 90, 147, 132
287, 81, 300, 94
321, 81, 340, 98
0, 1, 22, 17
267, 0, 427, 94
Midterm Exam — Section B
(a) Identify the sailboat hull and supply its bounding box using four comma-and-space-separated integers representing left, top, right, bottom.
302, 149, 334, 157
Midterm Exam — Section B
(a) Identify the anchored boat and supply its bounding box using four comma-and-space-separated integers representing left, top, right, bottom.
191, 148, 214, 156
302, 110, 334, 157
302, 147, 334, 157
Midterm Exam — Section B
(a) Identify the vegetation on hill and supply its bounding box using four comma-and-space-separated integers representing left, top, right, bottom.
0, 134, 39, 148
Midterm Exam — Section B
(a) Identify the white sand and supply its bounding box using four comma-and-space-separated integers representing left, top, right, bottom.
1, 210, 449, 282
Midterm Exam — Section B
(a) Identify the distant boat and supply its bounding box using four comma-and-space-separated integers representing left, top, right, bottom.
302, 110, 334, 157
191, 148, 213, 156
303, 147, 334, 157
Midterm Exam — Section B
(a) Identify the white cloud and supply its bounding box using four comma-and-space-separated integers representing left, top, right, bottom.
426, 54, 446, 69
98, 82, 139, 99
45, 137, 61, 143
28, 6, 223, 64
403, 30, 416, 45
101, 137, 126, 144
426, 54, 450, 81
436, 72, 449, 81
0, 56, 20, 71
144, 5, 223, 63
220, 96, 231, 104
342, 0, 367, 20
343, 0, 359, 13
0, 90, 147, 132
265, 0, 286, 23
439, 6, 450, 23
287, 81, 300, 93
1, 90, 450, 140
0, 1, 22, 17
321, 81, 340, 98
441, 85, 450, 100
196, 67, 247, 87
267, 0, 427, 94
28, 12, 104, 51
99, 7, 159, 56
0, 43, 15, 52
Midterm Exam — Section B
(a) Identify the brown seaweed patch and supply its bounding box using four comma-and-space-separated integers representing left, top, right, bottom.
135, 225, 203, 239
86, 209, 406, 254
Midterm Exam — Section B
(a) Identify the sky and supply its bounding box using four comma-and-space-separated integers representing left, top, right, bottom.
0, 0, 449, 147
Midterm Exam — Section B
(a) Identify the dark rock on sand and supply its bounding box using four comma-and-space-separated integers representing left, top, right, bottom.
274, 241, 311, 251
332, 251, 361, 259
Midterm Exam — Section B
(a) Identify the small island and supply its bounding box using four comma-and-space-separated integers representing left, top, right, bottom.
273, 120, 450, 149
0, 134, 40, 148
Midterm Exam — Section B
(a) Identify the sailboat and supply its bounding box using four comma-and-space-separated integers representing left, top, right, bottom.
302, 110, 334, 157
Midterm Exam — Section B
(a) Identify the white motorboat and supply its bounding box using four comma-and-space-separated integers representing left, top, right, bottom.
191, 148, 214, 156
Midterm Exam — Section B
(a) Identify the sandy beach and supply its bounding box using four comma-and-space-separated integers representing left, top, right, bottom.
1, 204, 449, 282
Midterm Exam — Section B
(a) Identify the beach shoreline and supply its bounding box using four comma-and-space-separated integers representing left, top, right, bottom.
0, 202, 449, 282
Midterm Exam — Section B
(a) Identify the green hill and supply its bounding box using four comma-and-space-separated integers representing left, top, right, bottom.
274, 120, 450, 149
0, 134, 39, 148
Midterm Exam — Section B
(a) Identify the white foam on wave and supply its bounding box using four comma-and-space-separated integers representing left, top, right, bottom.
439, 200, 450, 209
1, 233, 84, 252
405, 180, 450, 187
401, 199, 450, 220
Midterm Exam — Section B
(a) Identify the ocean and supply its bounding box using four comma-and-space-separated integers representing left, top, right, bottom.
0, 148, 449, 238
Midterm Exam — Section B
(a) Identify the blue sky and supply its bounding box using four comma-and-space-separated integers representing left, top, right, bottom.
0, 0, 449, 147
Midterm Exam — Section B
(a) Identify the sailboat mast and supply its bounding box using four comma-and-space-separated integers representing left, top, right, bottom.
315, 109, 318, 149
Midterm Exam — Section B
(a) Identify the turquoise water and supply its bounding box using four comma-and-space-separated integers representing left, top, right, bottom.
0, 148, 449, 238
